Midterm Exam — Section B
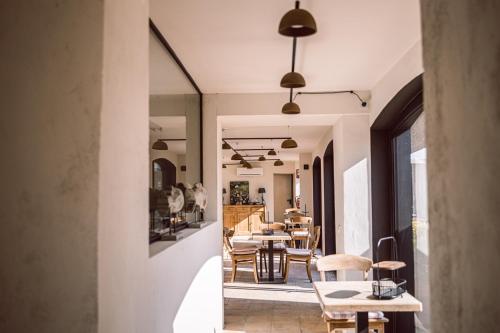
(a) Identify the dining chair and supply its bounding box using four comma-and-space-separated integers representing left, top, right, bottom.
284, 225, 321, 283
290, 216, 312, 248
223, 233, 259, 283
258, 223, 287, 275
316, 254, 389, 333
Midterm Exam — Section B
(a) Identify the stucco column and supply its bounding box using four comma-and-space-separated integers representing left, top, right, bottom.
422, 0, 500, 331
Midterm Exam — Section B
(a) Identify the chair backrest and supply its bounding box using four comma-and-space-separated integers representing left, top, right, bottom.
290, 216, 312, 224
310, 226, 321, 251
223, 233, 233, 253
260, 223, 285, 231
285, 207, 301, 214
316, 254, 373, 281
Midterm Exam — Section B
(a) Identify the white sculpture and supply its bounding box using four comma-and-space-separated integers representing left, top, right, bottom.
192, 182, 208, 213
167, 186, 184, 214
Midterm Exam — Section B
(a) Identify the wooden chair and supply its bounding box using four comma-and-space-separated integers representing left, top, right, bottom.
316, 254, 389, 333
285, 207, 301, 214
223, 233, 259, 283
259, 223, 287, 274
290, 216, 312, 248
284, 226, 321, 283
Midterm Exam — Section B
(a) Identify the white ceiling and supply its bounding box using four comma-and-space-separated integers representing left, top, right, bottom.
150, 0, 421, 93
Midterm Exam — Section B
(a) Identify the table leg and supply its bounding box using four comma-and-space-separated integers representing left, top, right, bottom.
268, 240, 274, 281
356, 312, 369, 333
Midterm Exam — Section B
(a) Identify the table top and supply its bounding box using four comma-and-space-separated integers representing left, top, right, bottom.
251, 232, 291, 241
313, 281, 422, 313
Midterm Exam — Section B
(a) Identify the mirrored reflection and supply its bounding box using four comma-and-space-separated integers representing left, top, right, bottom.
149, 29, 201, 243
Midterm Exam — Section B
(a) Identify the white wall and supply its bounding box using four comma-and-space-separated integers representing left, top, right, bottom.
0, 2, 224, 333
370, 41, 423, 124
222, 161, 296, 221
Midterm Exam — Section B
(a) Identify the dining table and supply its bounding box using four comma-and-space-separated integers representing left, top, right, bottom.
313, 280, 422, 333
251, 231, 291, 283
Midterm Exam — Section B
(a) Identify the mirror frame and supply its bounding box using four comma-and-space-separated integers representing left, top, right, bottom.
149, 18, 203, 182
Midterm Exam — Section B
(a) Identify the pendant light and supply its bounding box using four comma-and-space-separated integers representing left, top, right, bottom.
282, 102, 301, 114
278, 1, 317, 37
258, 155, 266, 161
274, 160, 284, 166
240, 160, 245, 164
281, 126, 298, 149
152, 140, 168, 150
231, 153, 243, 160
280, 72, 305, 88
222, 164, 227, 168
281, 138, 298, 149
243, 161, 252, 169
222, 142, 231, 150
268, 149, 277, 156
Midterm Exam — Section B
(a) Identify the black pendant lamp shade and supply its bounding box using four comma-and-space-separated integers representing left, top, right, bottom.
280, 71, 305, 88
281, 138, 298, 149
282, 102, 301, 114
268, 149, 277, 156
258, 155, 266, 161
152, 140, 168, 150
278, 5, 317, 37
222, 142, 231, 150
231, 153, 243, 160
243, 161, 252, 169
222, 164, 227, 168
274, 159, 284, 166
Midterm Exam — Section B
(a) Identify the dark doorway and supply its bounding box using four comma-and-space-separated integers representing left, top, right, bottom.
371, 74, 424, 333
323, 141, 336, 255
152, 158, 176, 190
312, 157, 322, 248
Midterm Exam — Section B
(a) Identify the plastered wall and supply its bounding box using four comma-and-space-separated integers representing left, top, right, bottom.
421, 0, 500, 331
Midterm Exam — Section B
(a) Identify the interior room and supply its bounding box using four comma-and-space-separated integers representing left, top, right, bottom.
1, 1, 499, 333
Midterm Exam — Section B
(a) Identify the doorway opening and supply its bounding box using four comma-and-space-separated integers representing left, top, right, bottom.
273, 173, 294, 222
323, 141, 336, 255
312, 156, 322, 249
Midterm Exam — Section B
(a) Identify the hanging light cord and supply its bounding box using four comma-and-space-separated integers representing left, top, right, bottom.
293, 90, 368, 107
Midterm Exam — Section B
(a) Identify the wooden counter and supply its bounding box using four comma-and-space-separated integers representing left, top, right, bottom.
223, 204, 265, 234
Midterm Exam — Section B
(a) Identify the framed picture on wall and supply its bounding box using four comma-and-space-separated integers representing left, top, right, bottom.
230, 181, 249, 204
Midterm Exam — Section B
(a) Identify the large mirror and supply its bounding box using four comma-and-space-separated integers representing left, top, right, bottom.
149, 23, 202, 243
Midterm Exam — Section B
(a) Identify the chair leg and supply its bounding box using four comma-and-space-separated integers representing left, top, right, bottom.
231, 260, 237, 283
252, 257, 259, 284
263, 253, 268, 272
284, 257, 291, 283
279, 252, 283, 273
306, 258, 312, 282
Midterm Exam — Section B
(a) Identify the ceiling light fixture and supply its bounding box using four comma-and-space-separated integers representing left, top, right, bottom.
282, 102, 301, 114
222, 164, 227, 168
231, 153, 243, 160
258, 155, 266, 161
152, 140, 168, 150
280, 71, 305, 88
281, 138, 298, 149
244, 161, 252, 169
278, 1, 317, 37
274, 160, 284, 166
268, 149, 277, 156
222, 142, 231, 150
279, 1, 317, 115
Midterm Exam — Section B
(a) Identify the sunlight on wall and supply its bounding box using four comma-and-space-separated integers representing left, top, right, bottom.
173, 255, 223, 333
343, 158, 370, 257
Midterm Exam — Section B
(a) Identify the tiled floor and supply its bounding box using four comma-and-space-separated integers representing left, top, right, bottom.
223, 250, 333, 333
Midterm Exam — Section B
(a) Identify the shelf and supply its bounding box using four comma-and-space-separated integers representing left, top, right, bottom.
372, 261, 406, 271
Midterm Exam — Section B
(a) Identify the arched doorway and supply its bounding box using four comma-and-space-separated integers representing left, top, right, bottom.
323, 141, 336, 255
152, 158, 176, 190
312, 156, 322, 250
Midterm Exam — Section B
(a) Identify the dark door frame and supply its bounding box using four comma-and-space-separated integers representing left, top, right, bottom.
323, 141, 336, 256
370, 74, 423, 333
312, 157, 323, 248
